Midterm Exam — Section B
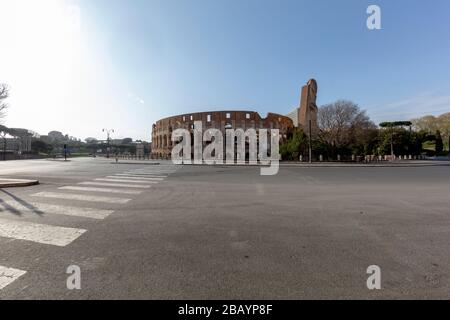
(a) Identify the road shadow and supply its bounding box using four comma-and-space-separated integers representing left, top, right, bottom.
0, 189, 44, 216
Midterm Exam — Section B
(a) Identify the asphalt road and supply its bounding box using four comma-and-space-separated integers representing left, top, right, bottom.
0, 158, 450, 299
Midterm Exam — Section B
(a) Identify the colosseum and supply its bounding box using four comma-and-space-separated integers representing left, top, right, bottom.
151, 111, 294, 159
151, 79, 318, 159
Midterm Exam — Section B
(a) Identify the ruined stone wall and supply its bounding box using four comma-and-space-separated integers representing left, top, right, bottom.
151, 111, 294, 158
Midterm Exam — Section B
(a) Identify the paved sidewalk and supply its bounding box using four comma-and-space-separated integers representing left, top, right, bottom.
279, 160, 450, 167
0, 178, 39, 188
169, 160, 450, 168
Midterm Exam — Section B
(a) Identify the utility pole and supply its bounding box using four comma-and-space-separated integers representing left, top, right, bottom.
309, 119, 312, 163
103, 129, 114, 159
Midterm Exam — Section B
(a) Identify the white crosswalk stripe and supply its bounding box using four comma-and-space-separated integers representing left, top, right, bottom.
32, 192, 131, 204
0, 200, 113, 220
0, 166, 180, 289
115, 173, 167, 178
96, 178, 159, 184
78, 182, 151, 189
131, 172, 175, 174
110, 175, 164, 181
0, 266, 27, 290
105, 176, 162, 181
58, 186, 142, 195
0, 218, 86, 247
0, 167, 178, 290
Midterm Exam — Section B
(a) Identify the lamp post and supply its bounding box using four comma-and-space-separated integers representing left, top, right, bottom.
309, 119, 312, 163
102, 129, 114, 159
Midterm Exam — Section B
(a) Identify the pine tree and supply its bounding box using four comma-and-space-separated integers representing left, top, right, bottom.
435, 130, 444, 154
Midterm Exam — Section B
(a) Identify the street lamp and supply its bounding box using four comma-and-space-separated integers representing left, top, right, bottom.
102, 129, 114, 159
309, 119, 312, 163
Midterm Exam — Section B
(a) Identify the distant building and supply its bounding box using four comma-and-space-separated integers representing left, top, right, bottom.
286, 79, 319, 135
136, 143, 145, 157
4, 136, 32, 153
6, 128, 33, 153
151, 79, 319, 159
152, 111, 294, 159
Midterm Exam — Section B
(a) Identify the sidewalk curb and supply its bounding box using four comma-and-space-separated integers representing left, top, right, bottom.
0, 179, 40, 188
153, 161, 450, 168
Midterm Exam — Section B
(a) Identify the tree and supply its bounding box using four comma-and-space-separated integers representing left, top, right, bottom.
379, 128, 423, 156
85, 137, 98, 144
437, 113, 450, 152
379, 121, 413, 158
0, 84, 9, 123
31, 140, 53, 154
280, 128, 308, 160
379, 121, 412, 128
317, 100, 376, 157
435, 130, 444, 154
412, 113, 450, 153
412, 115, 439, 133
121, 138, 133, 145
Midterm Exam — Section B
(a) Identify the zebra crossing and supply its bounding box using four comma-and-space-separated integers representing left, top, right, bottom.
0, 266, 27, 290
0, 163, 180, 290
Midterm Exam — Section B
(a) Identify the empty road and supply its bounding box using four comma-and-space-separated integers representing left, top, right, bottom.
1, 158, 449, 299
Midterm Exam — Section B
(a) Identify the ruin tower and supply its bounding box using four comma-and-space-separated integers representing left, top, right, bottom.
298, 79, 319, 136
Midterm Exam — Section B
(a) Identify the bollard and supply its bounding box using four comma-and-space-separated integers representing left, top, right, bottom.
352, 155, 355, 162
299, 155, 303, 162
337, 155, 341, 162
319, 155, 323, 162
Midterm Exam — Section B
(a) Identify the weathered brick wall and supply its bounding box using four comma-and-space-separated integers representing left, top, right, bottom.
151, 111, 294, 158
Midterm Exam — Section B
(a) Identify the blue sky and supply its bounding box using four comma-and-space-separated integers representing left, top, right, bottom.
1, 0, 449, 140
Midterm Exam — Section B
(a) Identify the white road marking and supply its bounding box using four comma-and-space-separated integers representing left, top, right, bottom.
107, 176, 163, 181
0, 266, 27, 290
96, 178, 159, 184
0, 218, 86, 247
59, 186, 142, 195
117, 173, 167, 178
127, 170, 173, 173
111, 175, 164, 181
32, 192, 131, 204
129, 170, 175, 172
0, 201, 113, 220
79, 182, 151, 189
121, 171, 168, 174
